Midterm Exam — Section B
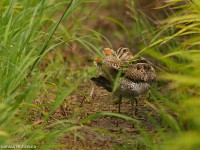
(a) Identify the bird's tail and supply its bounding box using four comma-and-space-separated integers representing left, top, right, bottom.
91, 76, 113, 92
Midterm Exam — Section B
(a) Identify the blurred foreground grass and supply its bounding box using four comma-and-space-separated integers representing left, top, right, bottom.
0, 0, 200, 149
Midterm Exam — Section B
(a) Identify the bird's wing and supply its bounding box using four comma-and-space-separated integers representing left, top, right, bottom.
94, 57, 121, 81
123, 62, 156, 82
102, 59, 121, 70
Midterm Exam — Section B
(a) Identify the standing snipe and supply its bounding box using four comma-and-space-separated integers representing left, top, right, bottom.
91, 47, 156, 118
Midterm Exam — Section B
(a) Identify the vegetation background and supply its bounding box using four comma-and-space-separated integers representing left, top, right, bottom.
0, 0, 200, 149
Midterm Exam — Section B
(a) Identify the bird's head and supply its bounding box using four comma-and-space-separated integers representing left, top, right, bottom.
116, 47, 133, 62
102, 48, 118, 57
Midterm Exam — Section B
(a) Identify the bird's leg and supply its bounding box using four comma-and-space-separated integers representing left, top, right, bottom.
147, 89, 151, 100
135, 96, 146, 120
134, 98, 138, 116
147, 89, 153, 102
130, 98, 135, 118
118, 95, 122, 113
114, 95, 122, 127
130, 99, 136, 128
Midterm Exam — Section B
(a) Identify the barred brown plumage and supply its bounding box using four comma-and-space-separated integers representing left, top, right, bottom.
92, 47, 156, 118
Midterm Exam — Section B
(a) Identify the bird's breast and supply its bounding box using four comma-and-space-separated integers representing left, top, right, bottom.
114, 78, 150, 98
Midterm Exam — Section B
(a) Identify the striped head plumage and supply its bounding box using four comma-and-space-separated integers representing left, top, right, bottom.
102, 48, 116, 56
117, 47, 134, 62
102, 48, 120, 61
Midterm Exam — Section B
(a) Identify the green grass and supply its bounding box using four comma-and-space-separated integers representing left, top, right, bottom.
130, 0, 200, 149
0, 0, 200, 149
0, 0, 86, 149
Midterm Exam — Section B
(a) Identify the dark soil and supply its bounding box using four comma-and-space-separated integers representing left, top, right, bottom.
53, 81, 160, 150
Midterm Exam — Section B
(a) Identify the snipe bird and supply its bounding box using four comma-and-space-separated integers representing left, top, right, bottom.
91, 47, 156, 118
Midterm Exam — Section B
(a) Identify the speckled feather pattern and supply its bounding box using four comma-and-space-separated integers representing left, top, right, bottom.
114, 78, 151, 98
92, 47, 156, 98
